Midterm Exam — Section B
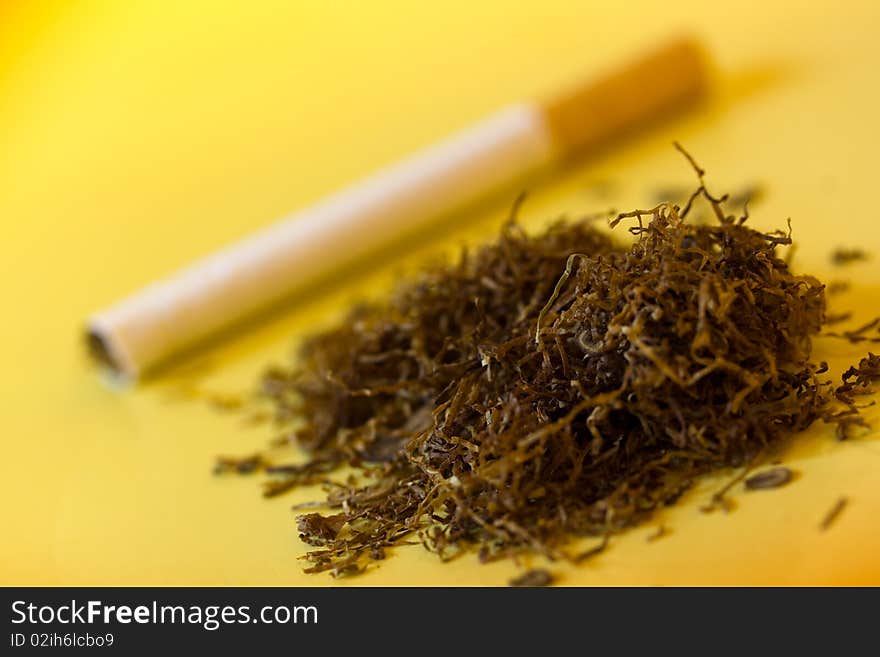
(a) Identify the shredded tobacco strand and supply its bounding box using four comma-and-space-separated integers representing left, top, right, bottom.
819, 497, 848, 532
509, 569, 554, 587
219, 148, 880, 576
830, 248, 869, 266
646, 525, 668, 542
744, 467, 794, 491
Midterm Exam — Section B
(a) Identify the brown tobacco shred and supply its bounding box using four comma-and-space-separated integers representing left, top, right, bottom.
819, 497, 848, 531
744, 467, 793, 490
646, 525, 668, 542
701, 462, 755, 513
828, 352, 880, 440
220, 148, 880, 576
573, 535, 610, 563
509, 569, 554, 587
825, 318, 880, 344
824, 312, 852, 325
214, 454, 263, 475
297, 513, 347, 543
830, 248, 869, 266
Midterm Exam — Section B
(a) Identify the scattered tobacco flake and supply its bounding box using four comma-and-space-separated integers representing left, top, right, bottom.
823, 312, 852, 325
701, 463, 755, 514
221, 147, 880, 576
573, 536, 609, 563
297, 513, 346, 545
830, 248, 869, 266
214, 454, 264, 475
509, 569, 554, 587
744, 467, 794, 491
825, 318, 880, 345
646, 526, 668, 542
303, 553, 363, 578
262, 464, 336, 498
841, 352, 880, 387
835, 352, 880, 410
819, 497, 848, 532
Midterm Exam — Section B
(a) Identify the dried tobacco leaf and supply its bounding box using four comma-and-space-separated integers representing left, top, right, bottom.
830, 248, 869, 266
297, 513, 346, 544
214, 454, 263, 475
819, 497, 848, 532
646, 526, 668, 542
220, 148, 880, 576
825, 318, 880, 345
509, 569, 554, 587
744, 467, 793, 491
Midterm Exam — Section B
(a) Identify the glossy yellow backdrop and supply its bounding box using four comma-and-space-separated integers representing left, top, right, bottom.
2, 0, 879, 585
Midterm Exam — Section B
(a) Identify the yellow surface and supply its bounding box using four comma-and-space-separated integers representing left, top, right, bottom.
2, 0, 879, 586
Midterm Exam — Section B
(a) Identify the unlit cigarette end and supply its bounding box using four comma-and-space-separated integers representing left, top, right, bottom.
86, 329, 116, 371
86, 318, 141, 379
87, 37, 709, 381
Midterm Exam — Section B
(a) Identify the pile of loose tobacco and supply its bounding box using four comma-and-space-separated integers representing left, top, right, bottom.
219, 149, 880, 577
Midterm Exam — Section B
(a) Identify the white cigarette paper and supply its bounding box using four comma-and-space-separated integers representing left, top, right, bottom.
87, 38, 707, 379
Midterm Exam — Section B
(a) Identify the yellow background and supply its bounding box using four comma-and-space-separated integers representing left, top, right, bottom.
2, 0, 879, 585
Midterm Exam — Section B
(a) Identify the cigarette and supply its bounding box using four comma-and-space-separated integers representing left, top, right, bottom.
87, 37, 708, 380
